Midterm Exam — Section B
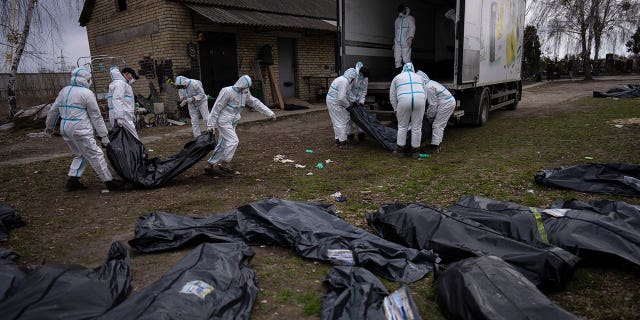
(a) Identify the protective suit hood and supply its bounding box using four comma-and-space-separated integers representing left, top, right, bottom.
402, 63, 415, 73
233, 75, 252, 91
355, 62, 364, 79
176, 75, 190, 87
109, 67, 126, 82
417, 70, 430, 81
70, 67, 92, 88
343, 68, 358, 82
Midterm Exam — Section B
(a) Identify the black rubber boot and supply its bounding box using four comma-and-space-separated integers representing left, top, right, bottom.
424, 144, 440, 154
392, 145, 405, 157
357, 132, 366, 142
335, 139, 340, 146
347, 134, 358, 145
339, 141, 353, 149
66, 177, 87, 191
105, 179, 126, 191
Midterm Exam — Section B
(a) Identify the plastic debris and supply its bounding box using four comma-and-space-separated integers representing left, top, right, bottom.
418, 153, 430, 159
26, 132, 49, 138
325, 159, 334, 164
306, 172, 314, 176
295, 164, 306, 168
584, 156, 594, 160
326, 249, 355, 266
330, 191, 346, 202
274, 154, 295, 163
305, 149, 314, 153
614, 124, 624, 128
316, 162, 324, 169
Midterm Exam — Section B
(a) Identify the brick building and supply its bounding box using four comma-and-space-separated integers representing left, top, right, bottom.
79, 0, 337, 116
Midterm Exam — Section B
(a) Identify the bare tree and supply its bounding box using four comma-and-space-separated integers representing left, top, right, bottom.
527, 0, 639, 79
2, 0, 81, 121
3, 0, 37, 120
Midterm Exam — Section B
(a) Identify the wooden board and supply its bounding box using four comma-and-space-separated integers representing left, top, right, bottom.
251, 59, 263, 83
267, 65, 285, 109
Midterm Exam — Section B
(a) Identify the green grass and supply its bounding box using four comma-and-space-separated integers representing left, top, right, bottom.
1, 96, 639, 319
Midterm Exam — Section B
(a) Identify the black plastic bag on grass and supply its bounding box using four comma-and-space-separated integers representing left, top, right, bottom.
0, 241, 132, 320
322, 266, 422, 320
0, 203, 26, 242
593, 84, 640, 98
435, 255, 578, 320
128, 210, 243, 253
106, 126, 215, 188
347, 106, 432, 151
236, 198, 439, 283
449, 196, 640, 268
367, 203, 579, 290
99, 242, 257, 320
535, 163, 640, 197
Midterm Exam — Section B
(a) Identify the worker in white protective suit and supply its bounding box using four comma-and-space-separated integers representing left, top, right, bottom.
326, 67, 358, 149
417, 70, 455, 154
393, 5, 415, 69
44, 67, 125, 191
108, 66, 139, 140
389, 63, 426, 158
204, 75, 276, 175
176, 75, 209, 138
347, 61, 369, 144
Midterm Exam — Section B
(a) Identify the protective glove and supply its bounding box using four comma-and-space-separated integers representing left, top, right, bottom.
115, 119, 124, 127
270, 114, 277, 121
44, 128, 54, 137
100, 136, 110, 147
187, 97, 196, 103
179, 99, 188, 107
207, 126, 215, 133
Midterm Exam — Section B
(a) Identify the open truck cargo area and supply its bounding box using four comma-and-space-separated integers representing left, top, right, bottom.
338, 0, 524, 126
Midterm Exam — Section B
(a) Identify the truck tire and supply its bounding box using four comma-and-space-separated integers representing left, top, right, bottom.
476, 88, 490, 126
460, 87, 490, 126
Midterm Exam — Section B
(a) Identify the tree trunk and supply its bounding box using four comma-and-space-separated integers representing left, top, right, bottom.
7, 0, 38, 120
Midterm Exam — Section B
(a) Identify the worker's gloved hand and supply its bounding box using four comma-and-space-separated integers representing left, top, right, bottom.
100, 136, 110, 147
115, 119, 124, 127
187, 97, 195, 103
179, 99, 188, 107
207, 126, 215, 133
426, 109, 436, 120
44, 128, 53, 137
270, 114, 277, 121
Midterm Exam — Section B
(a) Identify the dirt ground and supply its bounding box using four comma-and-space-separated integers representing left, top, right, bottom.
2, 77, 638, 166
1, 76, 639, 319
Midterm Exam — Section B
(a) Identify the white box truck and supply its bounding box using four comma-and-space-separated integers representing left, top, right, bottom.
337, 0, 525, 125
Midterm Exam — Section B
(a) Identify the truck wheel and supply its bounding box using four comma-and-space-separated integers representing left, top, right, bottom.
476, 88, 490, 126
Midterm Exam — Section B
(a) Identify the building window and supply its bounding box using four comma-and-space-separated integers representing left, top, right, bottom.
116, 0, 127, 12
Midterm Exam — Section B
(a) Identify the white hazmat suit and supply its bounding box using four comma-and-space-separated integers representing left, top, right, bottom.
176, 75, 210, 137
390, 63, 426, 149
45, 68, 114, 184
107, 67, 138, 140
417, 70, 456, 147
206, 75, 275, 167
348, 62, 368, 138
326, 68, 358, 145
394, 7, 415, 68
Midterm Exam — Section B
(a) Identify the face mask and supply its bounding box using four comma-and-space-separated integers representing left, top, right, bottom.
128, 78, 136, 85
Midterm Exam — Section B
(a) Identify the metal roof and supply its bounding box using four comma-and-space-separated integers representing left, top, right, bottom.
185, 0, 336, 20
187, 4, 336, 31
